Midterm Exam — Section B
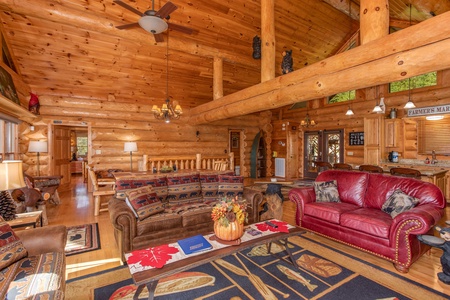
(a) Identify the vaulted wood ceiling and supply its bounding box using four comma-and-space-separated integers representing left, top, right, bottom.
0, 0, 448, 112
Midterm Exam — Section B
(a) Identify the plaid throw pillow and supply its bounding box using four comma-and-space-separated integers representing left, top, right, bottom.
0, 216, 27, 269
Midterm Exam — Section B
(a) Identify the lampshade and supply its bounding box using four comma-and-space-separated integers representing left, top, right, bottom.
138, 16, 168, 34
0, 160, 26, 191
124, 142, 138, 152
28, 141, 48, 153
372, 104, 382, 113
404, 100, 416, 109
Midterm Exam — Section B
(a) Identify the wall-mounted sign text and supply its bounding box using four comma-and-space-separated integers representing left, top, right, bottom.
407, 104, 450, 117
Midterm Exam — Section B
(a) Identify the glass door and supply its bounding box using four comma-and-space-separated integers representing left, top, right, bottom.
303, 129, 343, 178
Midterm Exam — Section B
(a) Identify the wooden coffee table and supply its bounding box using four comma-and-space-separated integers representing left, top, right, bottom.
126, 223, 305, 300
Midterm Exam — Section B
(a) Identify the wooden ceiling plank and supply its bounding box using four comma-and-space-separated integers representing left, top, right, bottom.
188, 11, 450, 124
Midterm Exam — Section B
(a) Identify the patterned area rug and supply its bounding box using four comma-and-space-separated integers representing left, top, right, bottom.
65, 233, 447, 299
65, 223, 101, 256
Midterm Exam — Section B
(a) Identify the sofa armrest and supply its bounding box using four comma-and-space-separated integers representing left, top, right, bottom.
15, 225, 67, 256
243, 187, 263, 223
390, 204, 445, 240
108, 197, 138, 257
288, 187, 315, 226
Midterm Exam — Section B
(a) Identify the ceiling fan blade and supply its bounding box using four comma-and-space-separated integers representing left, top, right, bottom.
168, 23, 194, 35
115, 23, 141, 30
156, 1, 178, 19
154, 33, 165, 43
113, 0, 144, 17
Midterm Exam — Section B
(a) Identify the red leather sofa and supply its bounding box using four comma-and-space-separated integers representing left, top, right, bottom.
288, 170, 445, 272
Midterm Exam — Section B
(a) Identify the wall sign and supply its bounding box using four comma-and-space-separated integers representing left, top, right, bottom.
349, 132, 364, 145
407, 104, 450, 117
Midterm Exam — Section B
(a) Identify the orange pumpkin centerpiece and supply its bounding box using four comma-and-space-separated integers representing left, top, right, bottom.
211, 197, 248, 241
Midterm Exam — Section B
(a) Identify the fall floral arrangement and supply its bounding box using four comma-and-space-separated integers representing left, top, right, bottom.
211, 196, 248, 227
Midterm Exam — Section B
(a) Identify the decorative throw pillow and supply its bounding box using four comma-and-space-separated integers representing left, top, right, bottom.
0, 216, 27, 269
166, 174, 202, 205
115, 175, 168, 202
217, 175, 244, 199
125, 186, 165, 221
199, 174, 219, 201
314, 180, 340, 203
382, 189, 420, 218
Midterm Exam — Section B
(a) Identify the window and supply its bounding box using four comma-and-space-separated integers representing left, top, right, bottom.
389, 72, 437, 93
417, 118, 450, 155
0, 118, 18, 161
76, 136, 88, 157
328, 90, 355, 103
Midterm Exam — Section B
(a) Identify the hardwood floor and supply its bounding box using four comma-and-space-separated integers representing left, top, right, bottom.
49, 175, 450, 295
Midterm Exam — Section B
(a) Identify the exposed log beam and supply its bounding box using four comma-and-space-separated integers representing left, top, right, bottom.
261, 0, 275, 82
0, 0, 256, 67
188, 12, 450, 125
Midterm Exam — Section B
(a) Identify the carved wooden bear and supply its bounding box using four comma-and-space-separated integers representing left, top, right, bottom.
418, 223, 450, 284
281, 50, 293, 74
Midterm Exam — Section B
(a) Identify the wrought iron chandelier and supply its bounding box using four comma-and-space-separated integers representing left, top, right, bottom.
301, 113, 316, 128
151, 29, 182, 123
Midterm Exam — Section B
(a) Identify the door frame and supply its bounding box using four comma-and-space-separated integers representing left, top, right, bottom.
48, 121, 92, 182
303, 129, 344, 178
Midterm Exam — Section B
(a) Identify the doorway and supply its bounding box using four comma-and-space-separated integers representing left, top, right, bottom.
303, 129, 344, 178
48, 122, 91, 191
229, 130, 243, 175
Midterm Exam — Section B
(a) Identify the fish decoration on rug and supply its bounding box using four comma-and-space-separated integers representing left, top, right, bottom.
277, 265, 318, 292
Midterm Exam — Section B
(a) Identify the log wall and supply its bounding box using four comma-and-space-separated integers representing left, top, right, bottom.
19, 95, 271, 177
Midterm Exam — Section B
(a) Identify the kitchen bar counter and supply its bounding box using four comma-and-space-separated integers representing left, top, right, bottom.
379, 163, 448, 176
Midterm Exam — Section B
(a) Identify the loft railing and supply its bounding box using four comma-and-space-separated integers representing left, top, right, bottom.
139, 153, 234, 172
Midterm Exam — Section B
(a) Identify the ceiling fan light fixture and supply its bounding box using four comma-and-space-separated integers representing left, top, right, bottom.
138, 15, 168, 34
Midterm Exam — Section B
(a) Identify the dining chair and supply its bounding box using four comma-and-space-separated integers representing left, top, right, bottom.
358, 165, 384, 174
333, 163, 353, 170
389, 167, 422, 179
88, 166, 116, 216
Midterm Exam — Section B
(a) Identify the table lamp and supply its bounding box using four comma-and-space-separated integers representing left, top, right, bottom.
0, 160, 26, 220
28, 140, 48, 176
124, 142, 137, 171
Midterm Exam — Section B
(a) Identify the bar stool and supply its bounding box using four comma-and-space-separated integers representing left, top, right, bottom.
389, 167, 422, 179
314, 161, 332, 173
333, 163, 353, 170
358, 165, 384, 173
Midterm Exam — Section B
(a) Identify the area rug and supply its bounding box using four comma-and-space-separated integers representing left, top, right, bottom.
65, 233, 448, 299
65, 223, 100, 256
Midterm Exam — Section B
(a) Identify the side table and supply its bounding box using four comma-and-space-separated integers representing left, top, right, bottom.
7, 211, 43, 230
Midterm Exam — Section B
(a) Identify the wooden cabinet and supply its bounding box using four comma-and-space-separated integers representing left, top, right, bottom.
364, 116, 383, 165
385, 119, 400, 148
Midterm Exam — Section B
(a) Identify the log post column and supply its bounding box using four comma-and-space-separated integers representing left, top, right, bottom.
360, 0, 389, 44
261, 0, 275, 82
213, 57, 223, 100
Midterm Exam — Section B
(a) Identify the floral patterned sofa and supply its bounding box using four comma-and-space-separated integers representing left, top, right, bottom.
109, 170, 263, 262
0, 218, 66, 299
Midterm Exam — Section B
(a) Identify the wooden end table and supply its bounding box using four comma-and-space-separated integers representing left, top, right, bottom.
7, 211, 43, 230
127, 223, 305, 300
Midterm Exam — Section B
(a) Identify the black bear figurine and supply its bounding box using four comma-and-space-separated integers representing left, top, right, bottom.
252, 35, 261, 59
281, 50, 293, 74
418, 222, 450, 284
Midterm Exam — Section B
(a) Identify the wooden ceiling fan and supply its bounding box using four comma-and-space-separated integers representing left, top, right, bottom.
113, 0, 193, 42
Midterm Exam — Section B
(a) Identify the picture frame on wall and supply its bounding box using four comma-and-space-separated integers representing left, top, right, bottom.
349, 132, 364, 146
232, 137, 239, 149
0, 65, 19, 104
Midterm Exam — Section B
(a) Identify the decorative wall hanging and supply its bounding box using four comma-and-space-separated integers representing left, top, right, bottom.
28, 92, 40, 115
0, 65, 19, 104
252, 35, 261, 59
281, 50, 293, 74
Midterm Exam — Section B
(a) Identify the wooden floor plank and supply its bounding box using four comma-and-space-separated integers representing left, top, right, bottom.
47, 175, 450, 295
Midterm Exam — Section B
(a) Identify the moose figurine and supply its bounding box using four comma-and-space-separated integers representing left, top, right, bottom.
418, 221, 450, 284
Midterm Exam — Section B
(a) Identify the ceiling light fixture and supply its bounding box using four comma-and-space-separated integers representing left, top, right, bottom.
152, 29, 182, 123
426, 115, 444, 121
139, 15, 168, 34
301, 113, 316, 128
345, 105, 354, 116
404, 4, 416, 109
